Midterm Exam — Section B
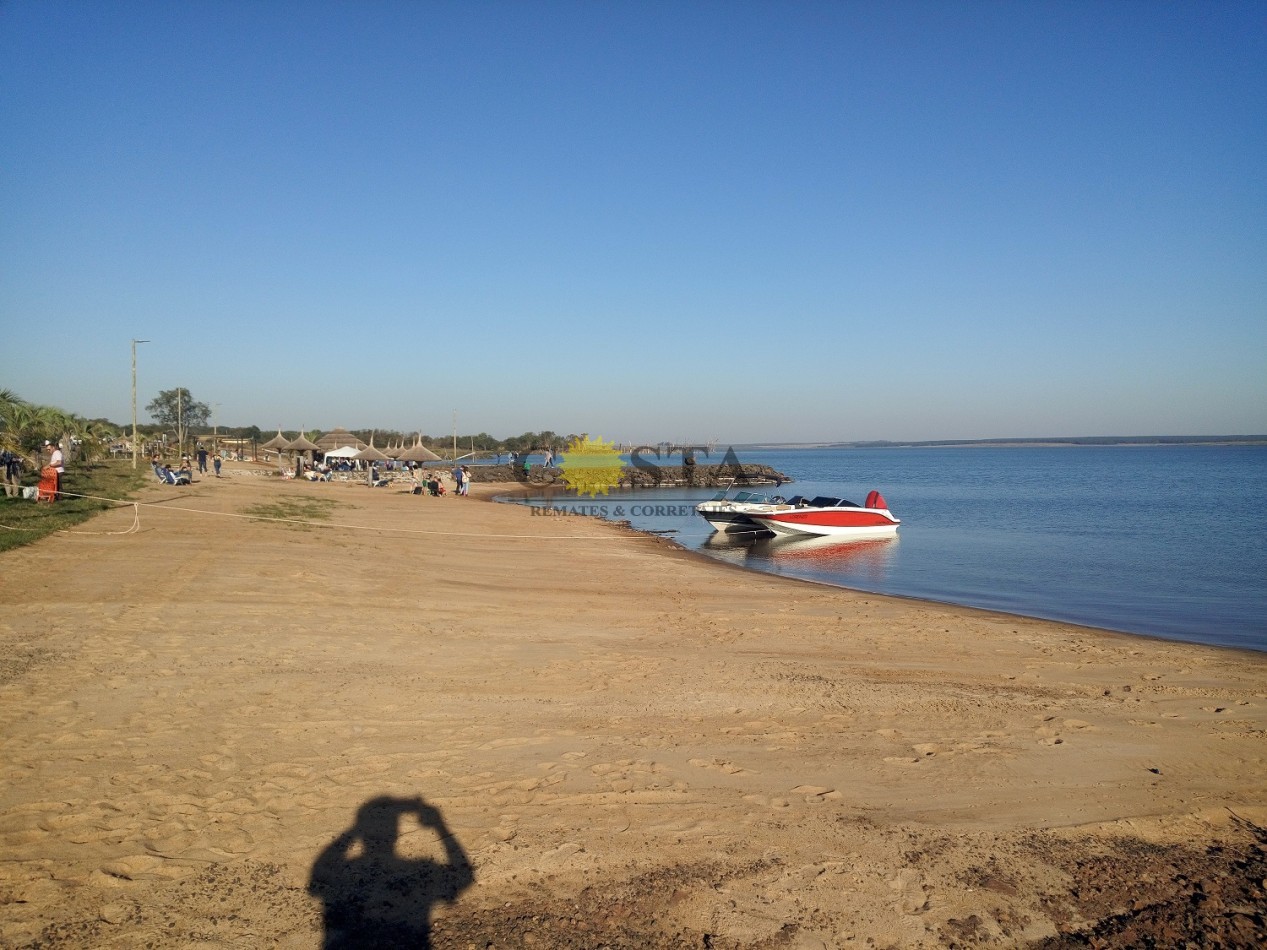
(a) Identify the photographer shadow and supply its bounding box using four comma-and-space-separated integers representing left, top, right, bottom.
309, 795, 473, 949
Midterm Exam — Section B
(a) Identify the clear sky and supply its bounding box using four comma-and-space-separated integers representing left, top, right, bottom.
2, 0, 1264, 444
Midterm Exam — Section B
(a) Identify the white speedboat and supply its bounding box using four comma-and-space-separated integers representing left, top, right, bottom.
696, 489, 794, 533
745, 491, 900, 538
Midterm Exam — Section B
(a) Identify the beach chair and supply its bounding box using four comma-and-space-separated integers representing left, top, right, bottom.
37, 466, 58, 502
154, 464, 190, 486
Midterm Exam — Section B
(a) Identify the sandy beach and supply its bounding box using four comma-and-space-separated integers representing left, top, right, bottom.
1, 466, 1264, 948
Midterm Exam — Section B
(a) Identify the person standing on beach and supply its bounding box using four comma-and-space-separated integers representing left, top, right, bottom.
1, 448, 21, 497
48, 441, 65, 499
459, 465, 470, 496
213, 454, 222, 478
196, 443, 208, 474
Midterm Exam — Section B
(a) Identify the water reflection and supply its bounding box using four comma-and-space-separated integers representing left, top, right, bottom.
701, 533, 898, 585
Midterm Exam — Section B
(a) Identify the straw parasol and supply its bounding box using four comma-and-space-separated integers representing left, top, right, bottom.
284, 431, 320, 477
353, 434, 391, 485
260, 429, 290, 470
260, 429, 290, 452
397, 436, 442, 464
354, 442, 389, 463
286, 431, 320, 454
315, 428, 366, 452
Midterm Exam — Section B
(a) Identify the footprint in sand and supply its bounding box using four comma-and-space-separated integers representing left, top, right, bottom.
888, 867, 930, 915
789, 784, 842, 803
688, 757, 754, 775
1034, 715, 1066, 746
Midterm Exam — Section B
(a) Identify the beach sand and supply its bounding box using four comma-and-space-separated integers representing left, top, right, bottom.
1, 467, 1264, 948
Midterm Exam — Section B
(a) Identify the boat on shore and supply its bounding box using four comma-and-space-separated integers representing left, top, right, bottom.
745, 491, 900, 538
695, 489, 795, 533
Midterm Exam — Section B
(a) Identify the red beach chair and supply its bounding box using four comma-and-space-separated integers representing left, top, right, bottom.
37, 466, 58, 502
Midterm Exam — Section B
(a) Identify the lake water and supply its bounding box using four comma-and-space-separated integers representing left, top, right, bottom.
504, 445, 1267, 653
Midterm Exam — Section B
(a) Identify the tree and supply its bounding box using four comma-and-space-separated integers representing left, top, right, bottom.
145, 388, 211, 455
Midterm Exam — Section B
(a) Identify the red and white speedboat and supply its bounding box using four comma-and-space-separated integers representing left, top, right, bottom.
745, 490, 900, 538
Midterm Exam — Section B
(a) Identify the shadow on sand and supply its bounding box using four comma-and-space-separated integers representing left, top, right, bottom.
309, 795, 473, 949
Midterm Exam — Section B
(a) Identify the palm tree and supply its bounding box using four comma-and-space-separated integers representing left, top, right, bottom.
77, 419, 118, 463
0, 399, 40, 460
0, 388, 22, 423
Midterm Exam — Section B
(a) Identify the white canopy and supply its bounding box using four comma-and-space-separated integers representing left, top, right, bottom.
322, 445, 362, 459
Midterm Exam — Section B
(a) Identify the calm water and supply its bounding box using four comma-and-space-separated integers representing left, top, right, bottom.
507, 446, 1267, 652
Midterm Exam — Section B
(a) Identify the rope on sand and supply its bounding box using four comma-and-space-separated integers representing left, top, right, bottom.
0, 496, 142, 536
10, 490, 666, 543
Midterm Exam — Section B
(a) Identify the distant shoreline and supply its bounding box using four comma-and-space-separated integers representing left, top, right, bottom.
734, 435, 1267, 450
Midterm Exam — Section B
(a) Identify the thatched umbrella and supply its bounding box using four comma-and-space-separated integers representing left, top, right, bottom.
260, 429, 290, 470
315, 427, 365, 452
397, 436, 442, 465
260, 429, 289, 452
354, 436, 391, 486
286, 431, 320, 477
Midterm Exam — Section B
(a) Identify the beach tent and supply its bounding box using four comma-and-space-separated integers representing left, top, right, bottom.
322, 445, 361, 459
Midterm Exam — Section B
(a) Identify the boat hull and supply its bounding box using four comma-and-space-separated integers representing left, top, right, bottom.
748, 508, 900, 538
699, 509, 769, 533
696, 494, 791, 534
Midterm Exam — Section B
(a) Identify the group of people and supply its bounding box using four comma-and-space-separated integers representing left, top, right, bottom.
507, 449, 556, 471
194, 443, 223, 477
151, 454, 193, 485
406, 465, 470, 497
0, 441, 65, 501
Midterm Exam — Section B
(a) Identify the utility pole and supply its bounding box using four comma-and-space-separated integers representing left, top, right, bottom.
131, 339, 149, 469
452, 410, 457, 462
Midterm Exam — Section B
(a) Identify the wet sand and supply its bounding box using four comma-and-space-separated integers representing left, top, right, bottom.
1, 465, 1264, 947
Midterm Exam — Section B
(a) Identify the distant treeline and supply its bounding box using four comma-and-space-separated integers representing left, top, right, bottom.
818, 435, 1267, 448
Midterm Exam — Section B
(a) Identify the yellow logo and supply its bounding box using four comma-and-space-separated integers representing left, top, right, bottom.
558, 435, 625, 496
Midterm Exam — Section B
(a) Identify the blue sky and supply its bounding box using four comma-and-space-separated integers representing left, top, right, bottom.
2, 0, 1264, 443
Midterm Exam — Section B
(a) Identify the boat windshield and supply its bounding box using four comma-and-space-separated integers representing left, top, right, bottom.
807, 496, 861, 508
732, 492, 768, 504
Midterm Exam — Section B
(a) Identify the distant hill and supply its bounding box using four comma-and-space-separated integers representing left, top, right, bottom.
734, 435, 1267, 450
